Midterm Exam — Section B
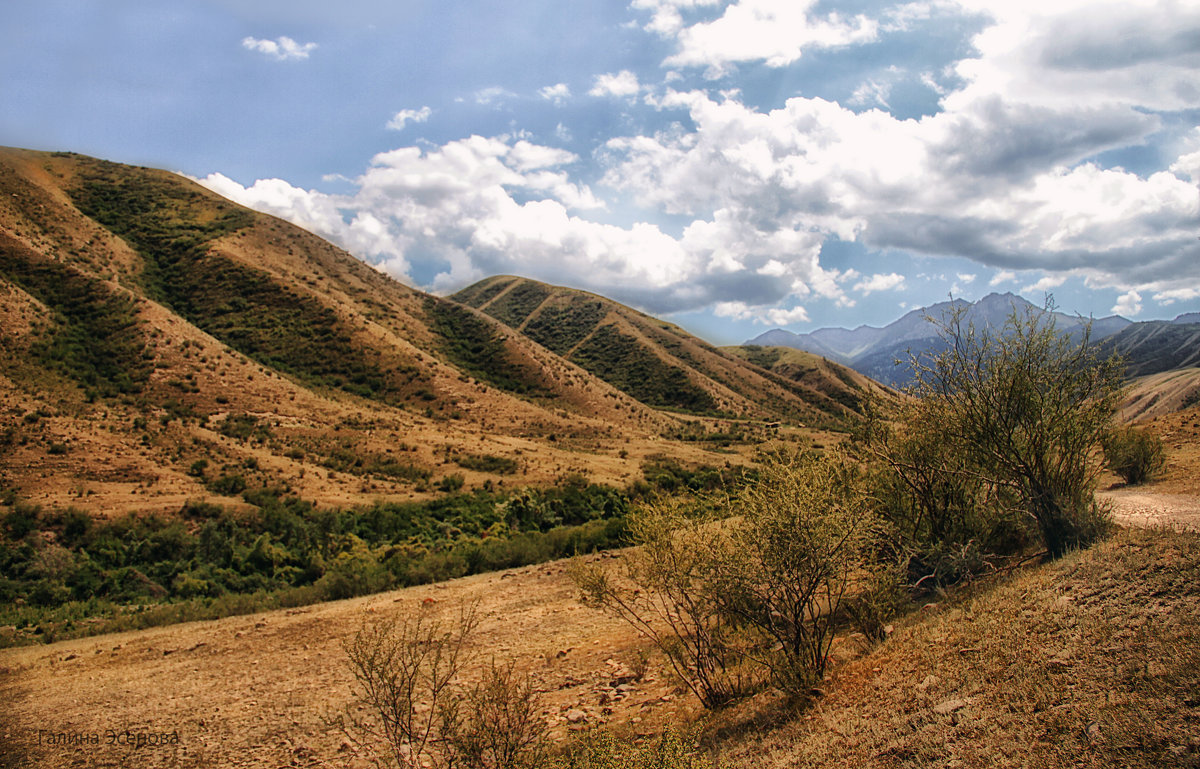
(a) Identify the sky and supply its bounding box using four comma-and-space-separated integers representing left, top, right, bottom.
3, 0, 1200, 345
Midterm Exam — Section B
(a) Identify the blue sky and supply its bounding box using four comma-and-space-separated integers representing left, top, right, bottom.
4, 0, 1199, 344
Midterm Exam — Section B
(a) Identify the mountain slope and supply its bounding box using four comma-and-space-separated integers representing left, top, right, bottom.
0, 148, 750, 516
1097, 320, 1200, 377
452, 275, 876, 427
749, 293, 1134, 387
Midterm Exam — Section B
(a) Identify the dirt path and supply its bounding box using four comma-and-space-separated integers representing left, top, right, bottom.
1100, 489, 1200, 531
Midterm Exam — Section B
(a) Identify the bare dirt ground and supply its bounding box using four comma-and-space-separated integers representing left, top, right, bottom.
1101, 490, 1200, 532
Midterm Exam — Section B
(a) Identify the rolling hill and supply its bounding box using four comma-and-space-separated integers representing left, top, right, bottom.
0, 148, 836, 518
451, 275, 878, 427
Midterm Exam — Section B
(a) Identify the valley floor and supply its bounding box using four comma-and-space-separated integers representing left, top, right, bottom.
2, 497, 1198, 768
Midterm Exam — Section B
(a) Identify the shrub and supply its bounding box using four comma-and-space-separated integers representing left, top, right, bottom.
336, 603, 548, 769
573, 494, 750, 708
903, 300, 1123, 557
574, 450, 880, 704
207, 474, 247, 496
1102, 426, 1166, 486
339, 603, 480, 769
710, 449, 881, 695
442, 659, 548, 769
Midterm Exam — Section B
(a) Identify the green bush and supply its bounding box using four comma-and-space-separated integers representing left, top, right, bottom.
1102, 426, 1166, 486
900, 301, 1123, 557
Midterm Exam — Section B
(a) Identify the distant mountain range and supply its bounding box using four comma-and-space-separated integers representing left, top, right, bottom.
747, 293, 1199, 387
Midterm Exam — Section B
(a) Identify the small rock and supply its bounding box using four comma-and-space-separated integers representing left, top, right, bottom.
933, 698, 969, 715
565, 709, 587, 724
916, 675, 939, 692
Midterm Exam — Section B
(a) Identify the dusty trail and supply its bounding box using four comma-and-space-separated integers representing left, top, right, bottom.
1100, 489, 1200, 531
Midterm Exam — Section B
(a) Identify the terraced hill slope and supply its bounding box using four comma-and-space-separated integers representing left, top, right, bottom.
453, 275, 877, 427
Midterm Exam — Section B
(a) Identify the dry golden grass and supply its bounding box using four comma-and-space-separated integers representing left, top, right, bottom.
715, 526, 1200, 768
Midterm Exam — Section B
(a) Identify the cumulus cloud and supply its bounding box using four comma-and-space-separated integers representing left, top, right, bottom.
599, 56, 1198, 305
1021, 274, 1067, 294
241, 36, 317, 61
714, 300, 810, 326
853, 272, 907, 295
1112, 289, 1142, 316
539, 83, 571, 104
386, 107, 431, 131
1154, 287, 1200, 305
645, 0, 877, 76
215, 0, 1199, 326
589, 71, 641, 98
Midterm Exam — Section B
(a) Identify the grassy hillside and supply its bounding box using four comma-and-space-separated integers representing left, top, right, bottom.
0, 148, 776, 520
723, 344, 891, 417
453, 276, 877, 426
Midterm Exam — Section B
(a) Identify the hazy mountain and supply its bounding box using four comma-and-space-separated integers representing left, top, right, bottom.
1097, 321, 1200, 377
747, 292, 1134, 386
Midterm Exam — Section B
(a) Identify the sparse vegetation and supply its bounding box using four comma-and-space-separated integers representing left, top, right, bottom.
454, 452, 520, 475
66, 158, 399, 401
524, 301, 608, 356
0, 234, 150, 397
482, 279, 551, 329
424, 297, 551, 396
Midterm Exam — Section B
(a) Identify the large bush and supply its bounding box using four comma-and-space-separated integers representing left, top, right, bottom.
574, 449, 881, 704
1102, 426, 1165, 486
899, 301, 1123, 557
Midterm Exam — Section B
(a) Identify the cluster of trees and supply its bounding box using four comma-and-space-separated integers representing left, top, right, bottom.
0, 479, 637, 644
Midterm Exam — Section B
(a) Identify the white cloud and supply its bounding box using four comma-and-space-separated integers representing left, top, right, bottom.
714, 301, 810, 326
1112, 289, 1142, 316
853, 272, 907, 295
655, 0, 878, 75
601, 76, 1198, 297
386, 106, 431, 131
215, 1, 1200, 324
473, 87, 514, 106
1153, 287, 1200, 305
633, 0, 722, 37
956, 272, 976, 284
589, 71, 641, 98
539, 83, 571, 105
1021, 274, 1066, 294
241, 36, 317, 61
848, 79, 893, 109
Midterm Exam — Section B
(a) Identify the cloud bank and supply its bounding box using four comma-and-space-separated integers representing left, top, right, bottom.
209, 0, 1199, 325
